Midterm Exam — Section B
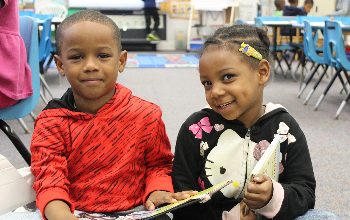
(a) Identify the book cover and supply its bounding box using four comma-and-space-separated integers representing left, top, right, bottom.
249, 134, 281, 182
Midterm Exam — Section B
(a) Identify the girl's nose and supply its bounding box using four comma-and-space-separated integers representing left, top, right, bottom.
83, 56, 99, 72
211, 84, 225, 98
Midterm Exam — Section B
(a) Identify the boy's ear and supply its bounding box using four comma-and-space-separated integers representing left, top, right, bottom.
118, 50, 128, 73
54, 55, 65, 77
258, 59, 270, 85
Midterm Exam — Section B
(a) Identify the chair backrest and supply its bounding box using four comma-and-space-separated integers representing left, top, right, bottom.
36, 4, 68, 18
236, 18, 244, 25
0, 16, 40, 119
323, 20, 344, 69
254, 17, 264, 28
303, 20, 326, 64
38, 18, 52, 63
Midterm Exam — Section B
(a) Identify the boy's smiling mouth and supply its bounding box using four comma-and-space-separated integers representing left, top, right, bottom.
82, 78, 103, 83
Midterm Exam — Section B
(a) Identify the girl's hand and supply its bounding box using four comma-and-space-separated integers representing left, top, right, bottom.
146, 190, 198, 210
243, 174, 273, 210
240, 201, 257, 220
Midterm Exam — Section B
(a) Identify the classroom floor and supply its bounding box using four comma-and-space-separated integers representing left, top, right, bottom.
1, 52, 349, 219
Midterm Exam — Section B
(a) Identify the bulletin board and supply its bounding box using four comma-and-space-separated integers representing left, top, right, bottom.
169, 0, 198, 19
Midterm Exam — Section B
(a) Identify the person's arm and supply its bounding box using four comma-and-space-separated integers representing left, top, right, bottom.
330, 0, 350, 16
30, 116, 74, 220
256, 118, 315, 220
142, 107, 174, 203
44, 200, 78, 220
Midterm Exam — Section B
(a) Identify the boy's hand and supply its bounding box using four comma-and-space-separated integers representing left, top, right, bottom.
243, 174, 273, 210
44, 200, 78, 220
240, 201, 257, 220
146, 190, 198, 210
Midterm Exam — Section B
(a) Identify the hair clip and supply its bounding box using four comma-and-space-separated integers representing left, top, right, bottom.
238, 42, 262, 60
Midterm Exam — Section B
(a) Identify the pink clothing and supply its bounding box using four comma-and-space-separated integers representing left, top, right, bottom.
0, 0, 33, 108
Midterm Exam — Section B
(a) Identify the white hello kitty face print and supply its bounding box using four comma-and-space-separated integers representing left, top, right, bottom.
205, 129, 257, 198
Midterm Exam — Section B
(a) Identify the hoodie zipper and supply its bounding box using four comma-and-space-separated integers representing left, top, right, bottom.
238, 128, 251, 198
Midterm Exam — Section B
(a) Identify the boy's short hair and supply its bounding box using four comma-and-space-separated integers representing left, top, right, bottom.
288, 0, 297, 4
304, 0, 314, 4
55, 10, 122, 55
274, 0, 285, 9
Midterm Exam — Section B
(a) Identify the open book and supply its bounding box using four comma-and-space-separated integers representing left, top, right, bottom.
0, 180, 232, 220
244, 134, 281, 216
132, 180, 233, 220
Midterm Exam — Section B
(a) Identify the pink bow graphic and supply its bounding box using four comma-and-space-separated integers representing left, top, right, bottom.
189, 117, 213, 139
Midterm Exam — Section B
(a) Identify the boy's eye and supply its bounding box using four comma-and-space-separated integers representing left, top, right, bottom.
70, 55, 82, 60
98, 54, 110, 59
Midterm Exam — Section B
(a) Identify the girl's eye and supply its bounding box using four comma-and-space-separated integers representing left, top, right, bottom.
223, 75, 234, 81
202, 81, 212, 87
98, 54, 110, 59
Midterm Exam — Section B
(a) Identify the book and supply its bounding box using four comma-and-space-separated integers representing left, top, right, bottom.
244, 134, 281, 216
249, 134, 281, 182
141, 180, 233, 220
0, 180, 232, 220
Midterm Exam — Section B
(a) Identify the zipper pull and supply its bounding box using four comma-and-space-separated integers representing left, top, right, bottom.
245, 128, 251, 138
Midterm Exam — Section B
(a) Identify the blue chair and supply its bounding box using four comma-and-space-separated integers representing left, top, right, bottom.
0, 16, 40, 165
293, 17, 328, 80
255, 17, 296, 80
313, 20, 350, 119
235, 19, 244, 25
298, 20, 330, 102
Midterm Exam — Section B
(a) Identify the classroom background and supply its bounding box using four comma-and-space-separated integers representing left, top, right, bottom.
1, 0, 349, 219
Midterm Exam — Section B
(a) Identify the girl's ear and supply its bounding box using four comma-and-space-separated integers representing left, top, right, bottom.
118, 50, 128, 73
54, 55, 65, 77
258, 59, 270, 85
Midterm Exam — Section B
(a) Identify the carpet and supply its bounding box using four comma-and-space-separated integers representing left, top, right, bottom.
126, 53, 199, 68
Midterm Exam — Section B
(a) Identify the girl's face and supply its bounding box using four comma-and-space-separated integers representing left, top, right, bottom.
199, 49, 269, 128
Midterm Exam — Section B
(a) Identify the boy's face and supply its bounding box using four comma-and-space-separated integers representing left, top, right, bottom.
54, 21, 127, 109
199, 49, 269, 127
303, 3, 313, 13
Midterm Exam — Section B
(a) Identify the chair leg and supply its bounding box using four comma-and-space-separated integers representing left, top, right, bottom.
17, 118, 30, 134
40, 91, 49, 105
314, 68, 342, 110
304, 66, 330, 105
0, 119, 31, 165
39, 74, 54, 100
334, 92, 350, 119
298, 64, 323, 98
30, 111, 36, 121
282, 55, 294, 80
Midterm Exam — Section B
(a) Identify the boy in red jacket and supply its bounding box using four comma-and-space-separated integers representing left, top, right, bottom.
30, 10, 196, 220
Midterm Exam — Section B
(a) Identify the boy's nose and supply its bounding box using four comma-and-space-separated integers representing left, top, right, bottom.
83, 57, 99, 72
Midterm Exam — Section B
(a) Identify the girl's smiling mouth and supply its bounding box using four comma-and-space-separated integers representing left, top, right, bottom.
219, 101, 234, 109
